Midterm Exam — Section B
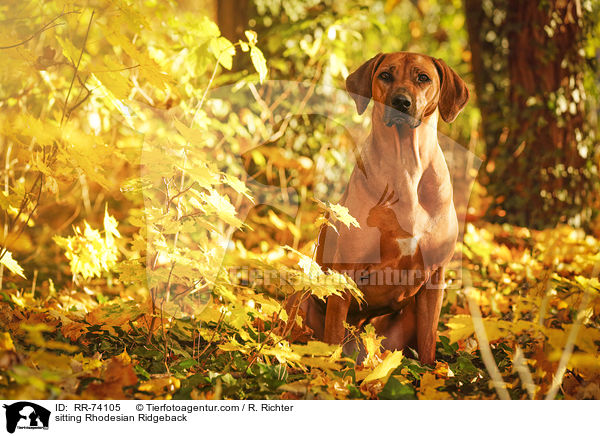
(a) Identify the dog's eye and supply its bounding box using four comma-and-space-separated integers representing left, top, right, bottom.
379, 72, 393, 82
417, 73, 430, 83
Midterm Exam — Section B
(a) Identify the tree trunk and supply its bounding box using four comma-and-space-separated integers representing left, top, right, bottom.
465, 0, 597, 228
217, 0, 249, 71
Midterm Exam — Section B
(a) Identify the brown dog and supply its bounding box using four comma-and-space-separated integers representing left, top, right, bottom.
288, 52, 469, 364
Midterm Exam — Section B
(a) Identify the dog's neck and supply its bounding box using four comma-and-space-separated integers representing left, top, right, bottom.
366, 108, 439, 182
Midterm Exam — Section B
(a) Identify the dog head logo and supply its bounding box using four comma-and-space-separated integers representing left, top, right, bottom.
3, 402, 50, 434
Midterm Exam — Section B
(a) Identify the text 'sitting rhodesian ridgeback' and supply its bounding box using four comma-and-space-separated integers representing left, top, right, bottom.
288, 52, 469, 364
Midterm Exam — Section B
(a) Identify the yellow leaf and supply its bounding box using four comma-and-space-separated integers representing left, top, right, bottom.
55, 35, 80, 64
250, 294, 285, 320
263, 344, 301, 364
545, 326, 600, 355
446, 315, 540, 344
21, 323, 54, 347
181, 163, 220, 189
291, 341, 339, 356
301, 356, 343, 371
568, 353, 600, 374
0, 249, 26, 279
577, 326, 600, 354
99, 20, 168, 90
222, 174, 252, 201
196, 303, 223, 324
418, 373, 451, 399
174, 118, 206, 146
360, 324, 384, 368
0, 332, 16, 352
94, 70, 131, 100
286, 246, 323, 278
86, 301, 144, 327
363, 350, 404, 383
277, 249, 364, 301
250, 46, 267, 83
138, 376, 180, 398
446, 315, 474, 343
218, 336, 249, 353
84, 352, 137, 399
210, 36, 235, 70
30, 350, 72, 372
45, 340, 79, 353
54, 219, 120, 280
245, 30, 258, 45
384, 0, 401, 13
73, 353, 104, 372
316, 200, 360, 231
14, 114, 60, 147
200, 190, 243, 228
104, 207, 121, 239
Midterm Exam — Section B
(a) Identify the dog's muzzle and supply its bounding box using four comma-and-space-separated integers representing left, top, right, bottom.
383, 105, 421, 128
384, 93, 421, 128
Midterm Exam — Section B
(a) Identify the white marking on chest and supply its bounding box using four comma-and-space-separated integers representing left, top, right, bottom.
396, 234, 421, 256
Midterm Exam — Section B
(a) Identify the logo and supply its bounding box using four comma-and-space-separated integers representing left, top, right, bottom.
3, 402, 50, 434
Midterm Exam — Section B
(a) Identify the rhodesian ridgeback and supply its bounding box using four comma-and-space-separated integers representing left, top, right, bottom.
288, 52, 469, 364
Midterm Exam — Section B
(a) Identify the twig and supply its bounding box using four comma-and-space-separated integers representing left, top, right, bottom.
60, 10, 94, 126
191, 53, 221, 125
197, 311, 225, 361
65, 75, 92, 119
146, 288, 157, 344
0, 11, 78, 50
266, 61, 323, 144
243, 304, 285, 374
0, 172, 43, 263
160, 297, 169, 372
279, 289, 311, 339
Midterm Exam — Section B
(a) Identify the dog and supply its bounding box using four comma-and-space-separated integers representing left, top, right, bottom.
287, 52, 469, 364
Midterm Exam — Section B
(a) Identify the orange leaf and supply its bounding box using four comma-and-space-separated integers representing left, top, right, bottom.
83, 352, 137, 399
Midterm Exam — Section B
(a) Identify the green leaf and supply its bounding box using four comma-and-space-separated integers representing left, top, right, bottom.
134, 364, 151, 380
378, 376, 416, 400
176, 358, 198, 370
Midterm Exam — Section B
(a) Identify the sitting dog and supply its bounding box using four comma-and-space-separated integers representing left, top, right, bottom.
288, 52, 469, 364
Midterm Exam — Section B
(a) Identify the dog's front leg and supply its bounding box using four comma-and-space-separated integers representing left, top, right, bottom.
415, 267, 445, 364
323, 292, 351, 344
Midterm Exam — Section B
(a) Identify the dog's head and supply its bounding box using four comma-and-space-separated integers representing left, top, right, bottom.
346, 52, 469, 128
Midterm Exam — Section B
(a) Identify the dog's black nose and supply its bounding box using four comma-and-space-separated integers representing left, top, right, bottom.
391, 94, 411, 112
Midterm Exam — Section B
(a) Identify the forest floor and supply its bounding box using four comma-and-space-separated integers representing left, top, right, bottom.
1, 221, 599, 400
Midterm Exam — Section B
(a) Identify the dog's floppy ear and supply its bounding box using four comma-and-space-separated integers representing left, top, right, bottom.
346, 53, 386, 115
432, 58, 469, 123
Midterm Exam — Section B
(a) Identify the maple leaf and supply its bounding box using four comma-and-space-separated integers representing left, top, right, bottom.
83, 352, 138, 399
137, 376, 181, 399
0, 250, 26, 279
418, 373, 451, 400
86, 301, 145, 328
315, 200, 360, 234
210, 36, 236, 70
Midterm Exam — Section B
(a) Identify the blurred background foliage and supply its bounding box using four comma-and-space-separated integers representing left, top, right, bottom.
0, 0, 599, 400
465, 0, 600, 228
